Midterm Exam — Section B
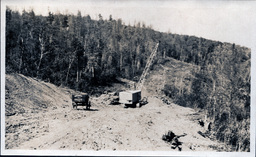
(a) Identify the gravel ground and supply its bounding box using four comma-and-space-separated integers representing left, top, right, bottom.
5, 74, 228, 151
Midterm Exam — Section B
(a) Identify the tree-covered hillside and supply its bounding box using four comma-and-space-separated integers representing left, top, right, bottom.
5, 7, 250, 151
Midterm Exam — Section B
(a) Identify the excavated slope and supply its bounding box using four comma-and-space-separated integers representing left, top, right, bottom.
5, 73, 229, 151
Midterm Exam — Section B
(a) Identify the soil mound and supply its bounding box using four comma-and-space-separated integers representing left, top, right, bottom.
5, 74, 76, 116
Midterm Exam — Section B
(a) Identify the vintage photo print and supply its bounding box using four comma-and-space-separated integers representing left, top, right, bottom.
1, 0, 255, 156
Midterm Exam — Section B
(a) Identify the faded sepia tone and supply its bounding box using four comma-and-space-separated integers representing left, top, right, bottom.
1, 0, 255, 156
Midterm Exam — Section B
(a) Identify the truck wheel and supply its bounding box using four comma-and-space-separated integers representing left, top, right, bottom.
136, 103, 141, 108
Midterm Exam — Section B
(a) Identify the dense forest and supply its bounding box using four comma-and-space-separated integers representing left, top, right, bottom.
5, 7, 250, 151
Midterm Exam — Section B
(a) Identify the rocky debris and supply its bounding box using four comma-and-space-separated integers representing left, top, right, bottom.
198, 131, 211, 138
161, 96, 171, 105
198, 119, 213, 132
110, 95, 120, 105
197, 117, 214, 141
162, 130, 187, 151
92, 92, 121, 106
198, 119, 205, 127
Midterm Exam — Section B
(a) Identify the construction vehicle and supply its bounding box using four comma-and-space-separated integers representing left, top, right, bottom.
119, 90, 142, 107
72, 94, 91, 110
119, 43, 159, 107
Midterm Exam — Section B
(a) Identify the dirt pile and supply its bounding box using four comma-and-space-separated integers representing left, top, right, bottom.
5, 74, 79, 116
5, 74, 82, 149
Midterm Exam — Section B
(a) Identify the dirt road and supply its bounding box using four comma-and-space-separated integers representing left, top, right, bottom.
6, 96, 224, 151
5, 74, 228, 151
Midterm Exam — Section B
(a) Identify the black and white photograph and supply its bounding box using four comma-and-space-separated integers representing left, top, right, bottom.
1, 0, 255, 156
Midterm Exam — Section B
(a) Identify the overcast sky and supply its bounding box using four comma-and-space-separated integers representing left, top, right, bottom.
3, 0, 256, 49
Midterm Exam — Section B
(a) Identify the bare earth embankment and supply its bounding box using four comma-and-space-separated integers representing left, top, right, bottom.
5, 73, 228, 151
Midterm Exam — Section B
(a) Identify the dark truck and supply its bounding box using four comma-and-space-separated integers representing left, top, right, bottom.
72, 94, 91, 110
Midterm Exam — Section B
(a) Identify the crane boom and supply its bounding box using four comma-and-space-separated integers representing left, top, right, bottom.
136, 43, 159, 90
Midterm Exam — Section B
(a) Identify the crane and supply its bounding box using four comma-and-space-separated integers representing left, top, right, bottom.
118, 43, 159, 107
136, 43, 159, 90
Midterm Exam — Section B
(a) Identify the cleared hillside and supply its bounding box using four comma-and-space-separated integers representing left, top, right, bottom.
144, 57, 197, 98
143, 56, 250, 152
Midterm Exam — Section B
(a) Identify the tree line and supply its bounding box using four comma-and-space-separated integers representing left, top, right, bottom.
6, 7, 250, 151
